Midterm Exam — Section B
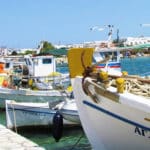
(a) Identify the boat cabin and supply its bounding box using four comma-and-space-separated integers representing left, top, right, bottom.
93, 48, 122, 76
24, 55, 56, 77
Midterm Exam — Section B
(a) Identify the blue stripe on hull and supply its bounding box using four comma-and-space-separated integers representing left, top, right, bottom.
83, 100, 150, 131
8, 107, 55, 115
97, 62, 121, 67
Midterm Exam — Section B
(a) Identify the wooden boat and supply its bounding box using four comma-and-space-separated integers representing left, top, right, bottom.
5, 100, 78, 130
68, 47, 150, 150
54, 46, 124, 126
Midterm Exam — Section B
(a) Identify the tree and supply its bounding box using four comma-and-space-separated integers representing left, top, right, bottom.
11, 51, 18, 55
40, 41, 55, 53
25, 50, 35, 55
113, 38, 126, 47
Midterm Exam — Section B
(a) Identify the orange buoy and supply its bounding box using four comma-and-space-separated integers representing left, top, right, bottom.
2, 79, 8, 87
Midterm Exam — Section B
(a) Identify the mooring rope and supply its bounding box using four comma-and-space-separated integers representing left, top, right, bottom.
11, 102, 18, 133
125, 79, 150, 97
70, 133, 84, 150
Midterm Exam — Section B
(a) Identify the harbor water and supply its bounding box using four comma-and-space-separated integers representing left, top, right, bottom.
0, 56, 149, 150
57, 56, 150, 77
0, 110, 91, 150
121, 56, 150, 76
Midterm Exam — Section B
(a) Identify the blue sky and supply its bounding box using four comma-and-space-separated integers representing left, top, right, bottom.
0, 0, 150, 48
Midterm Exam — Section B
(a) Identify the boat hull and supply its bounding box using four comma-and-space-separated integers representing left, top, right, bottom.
0, 87, 64, 109
73, 77, 150, 150
5, 100, 78, 129
55, 99, 80, 124
60, 109, 80, 124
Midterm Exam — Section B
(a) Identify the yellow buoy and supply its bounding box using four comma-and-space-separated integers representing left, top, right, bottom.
49, 72, 61, 77
28, 79, 33, 86
0, 76, 4, 85
67, 86, 73, 92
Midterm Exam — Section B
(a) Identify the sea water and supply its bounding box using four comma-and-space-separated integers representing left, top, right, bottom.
0, 110, 91, 150
57, 56, 150, 76
121, 56, 150, 76
0, 56, 149, 150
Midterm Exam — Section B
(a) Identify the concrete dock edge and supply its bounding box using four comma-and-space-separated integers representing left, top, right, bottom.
0, 124, 45, 150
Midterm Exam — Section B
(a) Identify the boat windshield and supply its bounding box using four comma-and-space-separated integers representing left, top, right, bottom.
99, 51, 118, 62
93, 51, 119, 63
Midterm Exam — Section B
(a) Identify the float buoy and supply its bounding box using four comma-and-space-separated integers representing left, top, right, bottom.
2, 79, 8, 87
52, 111, 63, 142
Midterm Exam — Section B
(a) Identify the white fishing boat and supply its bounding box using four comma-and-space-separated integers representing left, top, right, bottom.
0, 55, 69, 108
68, 47, 150, 150
54, 46, 123, 125
93, 47, 122, 76
5, 100, 78, 130
0, 87, 65, 108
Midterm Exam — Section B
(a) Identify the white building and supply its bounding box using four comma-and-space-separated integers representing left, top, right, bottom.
0, 47, 8, 56
124, 37, 150, 46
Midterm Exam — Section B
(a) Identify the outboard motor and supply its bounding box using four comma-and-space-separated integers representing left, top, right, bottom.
52, 111, 63, 142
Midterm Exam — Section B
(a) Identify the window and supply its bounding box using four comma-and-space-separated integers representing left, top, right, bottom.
5, 62, 10, 69
25, 58, 32, 66
42, 58, 52, 64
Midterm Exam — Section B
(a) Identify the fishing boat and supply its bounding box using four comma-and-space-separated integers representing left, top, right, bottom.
93, 47, 122, 76
5, 100, 78, 130
68, 47, 150, 150
54, 46, 123, 126
0, 55, 69, 108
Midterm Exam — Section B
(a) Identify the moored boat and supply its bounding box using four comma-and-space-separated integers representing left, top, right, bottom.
68, 47, 150, 150
5, 100, 78, 130
0, 55, 70, 109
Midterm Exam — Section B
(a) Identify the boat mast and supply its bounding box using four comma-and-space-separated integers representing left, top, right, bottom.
107, 25, 114, 47
90, 24, 114, 48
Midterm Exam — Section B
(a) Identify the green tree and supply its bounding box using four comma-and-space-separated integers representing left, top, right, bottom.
40, 41, 55, 53
113, 39, 126, 47
11, 51, 18, 55
25, 50, 34, 55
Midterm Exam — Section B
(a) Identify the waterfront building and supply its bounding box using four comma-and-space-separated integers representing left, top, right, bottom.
124, 37, 150, 46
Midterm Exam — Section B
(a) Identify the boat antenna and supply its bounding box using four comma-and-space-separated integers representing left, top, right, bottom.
90, 24, 114, 47
107, 25, 114, 47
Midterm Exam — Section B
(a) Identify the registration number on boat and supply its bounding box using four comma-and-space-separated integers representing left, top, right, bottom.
135, 127, 150, 139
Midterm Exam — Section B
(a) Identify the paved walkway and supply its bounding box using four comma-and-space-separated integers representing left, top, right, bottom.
0, 124, 45, 150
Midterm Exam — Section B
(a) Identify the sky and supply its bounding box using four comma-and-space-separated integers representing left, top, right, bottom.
0, 0, 150, 48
